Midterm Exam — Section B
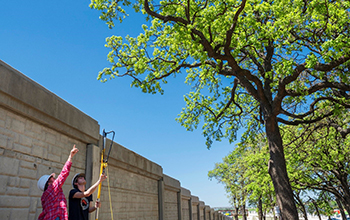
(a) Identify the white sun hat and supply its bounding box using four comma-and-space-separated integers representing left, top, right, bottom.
37, 173, 55, 191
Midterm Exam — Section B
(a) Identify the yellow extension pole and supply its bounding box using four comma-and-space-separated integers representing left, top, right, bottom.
95, 148, 106, 220
95, 129, 114, 220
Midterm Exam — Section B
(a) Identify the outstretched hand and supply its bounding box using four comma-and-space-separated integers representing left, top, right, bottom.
70, 145, 79, 158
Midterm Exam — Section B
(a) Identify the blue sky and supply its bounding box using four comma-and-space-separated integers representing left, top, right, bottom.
0, 0, 238, 207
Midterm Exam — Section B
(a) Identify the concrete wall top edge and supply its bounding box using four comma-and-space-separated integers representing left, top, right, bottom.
181, 187, 191, 196
163, 174, 181, 188
191, 196, 199, 202
0, 60, 100, 141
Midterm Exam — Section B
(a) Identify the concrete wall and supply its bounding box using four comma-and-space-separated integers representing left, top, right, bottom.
0, 60, 230, 220
181, 188, 192, 220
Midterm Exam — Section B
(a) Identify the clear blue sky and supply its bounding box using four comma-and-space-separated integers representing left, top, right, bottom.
0, 0, 239, 207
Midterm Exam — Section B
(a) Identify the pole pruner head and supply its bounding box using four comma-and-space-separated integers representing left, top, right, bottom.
102, 129, 115, 164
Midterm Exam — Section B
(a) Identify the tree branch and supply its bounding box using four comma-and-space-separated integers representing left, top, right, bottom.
277, 111, 334, 125
313, 56, 350, 72
216, 78, 243, 120
224, 0, 247, 52
144, 0, 189, 25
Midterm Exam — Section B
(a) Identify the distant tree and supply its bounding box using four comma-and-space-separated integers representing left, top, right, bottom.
91, 0, 350, 218
208, 148, 248, 220
293, 189, 309, 220
209, 134, 275, 220
283, 114, 350, 216
306, 192, 335, 220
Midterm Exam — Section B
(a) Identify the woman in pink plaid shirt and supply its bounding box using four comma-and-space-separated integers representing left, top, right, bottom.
37, 145, 79, 220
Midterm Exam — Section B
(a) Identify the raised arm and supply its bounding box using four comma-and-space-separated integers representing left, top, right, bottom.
53, 145, 79, 189
72, 173, 107, 199
68, 145, 79, 162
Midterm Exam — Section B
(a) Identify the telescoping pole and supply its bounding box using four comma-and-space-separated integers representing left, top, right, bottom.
95, 129, 114, 220
95, 130, 105, 220
95, 152, 106, 220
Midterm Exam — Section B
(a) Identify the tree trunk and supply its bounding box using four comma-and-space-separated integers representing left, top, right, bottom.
258, 197, 263, 220
242, 204, 247, 220
300, 203, 308, 220
338, 176, 350, 217
295, 192, 308, 220
340, 193, 350, 217
335, 197, 346, 220
312, 200, 322, 220
265, 115, 299, 220
234, 206, 239, 220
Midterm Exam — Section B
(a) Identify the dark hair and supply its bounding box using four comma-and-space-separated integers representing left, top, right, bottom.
73, 178, 78, 189
73, 174, 85, 189
44, 177, 52, 191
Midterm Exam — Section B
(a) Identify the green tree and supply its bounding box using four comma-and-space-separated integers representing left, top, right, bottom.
239, 136, 276, 220
293, 189, 309, 220
209, 134, 275, 220
208, 147, 248, 220
91, 0, 350, 218
284, 117, 350, 216
306, 192, 335, 219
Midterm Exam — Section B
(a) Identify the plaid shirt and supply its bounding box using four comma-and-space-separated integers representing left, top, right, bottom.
38, 160, 72, 220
